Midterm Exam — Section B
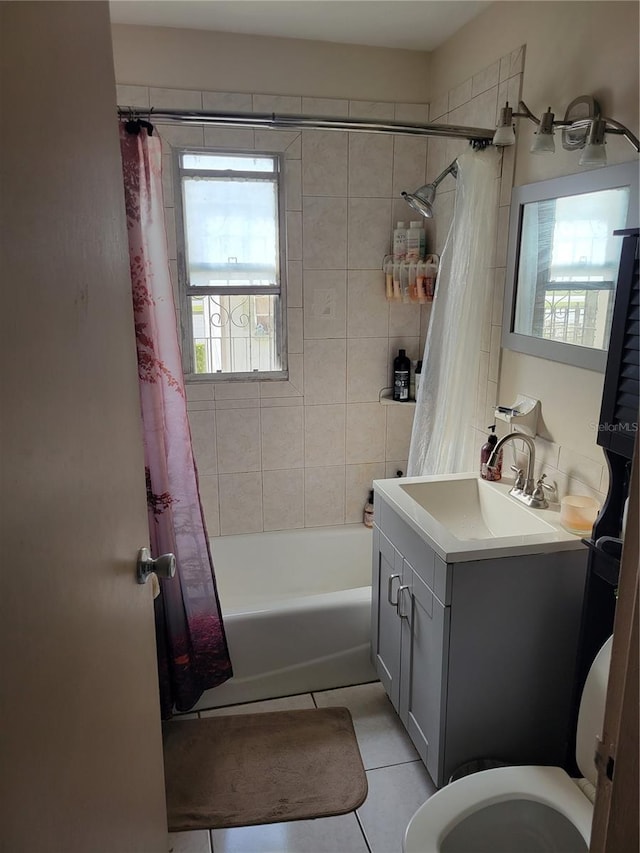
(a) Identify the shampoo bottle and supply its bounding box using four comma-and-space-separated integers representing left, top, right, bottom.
393, 349, 411, 401
480, 424, 502, 481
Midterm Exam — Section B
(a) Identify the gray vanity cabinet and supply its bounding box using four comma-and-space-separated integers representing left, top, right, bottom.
371, 496, 588, 787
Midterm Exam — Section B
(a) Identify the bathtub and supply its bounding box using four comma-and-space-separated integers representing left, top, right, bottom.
193, 525, 377, 710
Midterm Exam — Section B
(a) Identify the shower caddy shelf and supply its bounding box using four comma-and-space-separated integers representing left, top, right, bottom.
382, 253, 440, 303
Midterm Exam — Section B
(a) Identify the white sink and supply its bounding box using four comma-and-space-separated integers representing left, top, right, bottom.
374, 473, 583, 562
399, 478, 555, 540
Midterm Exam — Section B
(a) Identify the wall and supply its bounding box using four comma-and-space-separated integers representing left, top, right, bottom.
429, 1, 639, 502
111, 23, 430, 102
118, 81, 435, 534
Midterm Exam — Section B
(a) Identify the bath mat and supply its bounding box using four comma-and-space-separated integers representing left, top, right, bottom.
163, 706, 368, 831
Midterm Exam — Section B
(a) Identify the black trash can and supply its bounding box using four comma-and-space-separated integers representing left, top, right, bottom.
448, 758, 510, 784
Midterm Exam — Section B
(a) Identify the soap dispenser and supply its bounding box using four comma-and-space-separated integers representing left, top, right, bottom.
480, 424, 502, 481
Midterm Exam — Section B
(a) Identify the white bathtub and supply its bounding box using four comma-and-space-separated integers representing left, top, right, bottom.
193, 525, 377, 710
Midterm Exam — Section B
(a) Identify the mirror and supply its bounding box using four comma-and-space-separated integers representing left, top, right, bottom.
503, 161, 639, 371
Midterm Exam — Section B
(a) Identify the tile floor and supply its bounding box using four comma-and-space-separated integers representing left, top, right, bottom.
167, 681, 437, 853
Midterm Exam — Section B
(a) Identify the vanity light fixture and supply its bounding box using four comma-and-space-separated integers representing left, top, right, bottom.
492, 94, 640, 166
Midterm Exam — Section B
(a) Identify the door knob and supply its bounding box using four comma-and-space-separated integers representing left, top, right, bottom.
136, 547, 176, 585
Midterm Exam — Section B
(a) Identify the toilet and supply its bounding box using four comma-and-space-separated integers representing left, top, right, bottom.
404, 636, 612, 853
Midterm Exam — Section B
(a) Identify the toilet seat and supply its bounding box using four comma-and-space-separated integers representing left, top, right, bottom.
403, 765, 593, 853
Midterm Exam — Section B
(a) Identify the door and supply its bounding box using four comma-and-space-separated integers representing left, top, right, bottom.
399, 563, 449, 785
371, 527, 403, 709
0, 3, 167, 851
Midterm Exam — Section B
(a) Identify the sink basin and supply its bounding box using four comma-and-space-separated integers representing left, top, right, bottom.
400, 478, 555, 540
374, 473, 583, 562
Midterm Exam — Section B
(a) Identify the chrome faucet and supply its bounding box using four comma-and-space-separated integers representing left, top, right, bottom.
488, 431, 549, 508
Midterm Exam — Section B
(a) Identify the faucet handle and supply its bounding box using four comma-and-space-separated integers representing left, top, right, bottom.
534, 473, 557, 502
510, 466, 525, 490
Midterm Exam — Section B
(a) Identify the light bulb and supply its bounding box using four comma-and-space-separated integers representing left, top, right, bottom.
530, 131, 556, 154
493, 124, 516, 146
579, 118, 607, 167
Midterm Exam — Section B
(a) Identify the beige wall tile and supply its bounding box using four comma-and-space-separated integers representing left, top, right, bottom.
392, 136, 428, 199
202, 91, 252, 111
348, 198, 392, 270
287, 307, 303, 354
347, 270, 389, 339
304, 466, 346, 527
218, 472, 263, 535
385, 461, 408, 478
198, 474, 220, 538
260, 353, 304, 398
186, 382, 215, 402
164, 206, 177, 260
116, 84, 150, 108
254, 129, 300, 154
385, 404, 415, 461
302, 130, 348, 197
304, 404, 346, 467
302, 97, 349, 117
303, 269, 347, 339
253, 94, 301, 113
472, 61, 500, 97
262, 468, 304, 531
188, 409, 217, 475
285, 159, 302, 211
557, 445, 605, 493
349, 101, 395, 121
345, 463, 386, 523
286, 210, 303, 261
346, 403, 386, 463
303, 197, 348, 269
303, 339, 346, 405
287, 259, 303, 308
448, 78, 472, 110
150, 87, 202, 109
347, 338, 389, 403
389, 302, 421, 338
429, 94, 449, 122
216, 407, 261, 473
495, 205, 510, 268
215, 382, 260, 401
395, 103, 429, 124
261, 406, 304, 470
202, 126, 254, 150
348, 134, 393, 198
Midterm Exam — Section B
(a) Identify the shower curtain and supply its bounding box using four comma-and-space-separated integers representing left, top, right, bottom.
408, 147, 499, 476
120, 122, 232, 717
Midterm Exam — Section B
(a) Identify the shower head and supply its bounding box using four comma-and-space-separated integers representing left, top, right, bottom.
401, 159, 458, 219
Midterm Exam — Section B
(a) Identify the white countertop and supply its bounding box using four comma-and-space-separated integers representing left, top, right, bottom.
373, 473, 587, 563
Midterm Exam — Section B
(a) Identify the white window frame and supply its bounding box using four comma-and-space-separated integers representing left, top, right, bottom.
173, 147, 288, 382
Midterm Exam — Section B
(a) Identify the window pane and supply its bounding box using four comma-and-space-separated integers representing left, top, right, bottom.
182, 153, 275, 172
191, 294, 281, 374
183, 178, 278, 286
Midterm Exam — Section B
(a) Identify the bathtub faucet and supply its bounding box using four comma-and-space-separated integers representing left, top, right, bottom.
488, 432, 548, 509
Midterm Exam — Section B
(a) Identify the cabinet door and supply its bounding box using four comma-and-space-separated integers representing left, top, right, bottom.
399, 564, 449, 785
371, 527, 403, 710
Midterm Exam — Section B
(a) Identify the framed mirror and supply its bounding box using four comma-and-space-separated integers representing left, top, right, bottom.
503, 160, 639, 371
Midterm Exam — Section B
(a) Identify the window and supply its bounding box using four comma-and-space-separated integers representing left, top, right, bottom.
175, 150, 287, 379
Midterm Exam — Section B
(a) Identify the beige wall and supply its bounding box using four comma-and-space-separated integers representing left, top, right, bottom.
430, 1, 639, 490
111, 23, 430, 102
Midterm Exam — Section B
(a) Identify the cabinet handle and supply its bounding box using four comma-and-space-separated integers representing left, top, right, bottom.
397, 584, 411, 619
387, 573, 401, 606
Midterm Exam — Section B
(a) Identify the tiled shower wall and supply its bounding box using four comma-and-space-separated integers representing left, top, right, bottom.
118, 84, 435, 535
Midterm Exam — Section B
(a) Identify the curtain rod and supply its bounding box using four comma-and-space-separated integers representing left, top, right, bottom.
117, 106, 496, 144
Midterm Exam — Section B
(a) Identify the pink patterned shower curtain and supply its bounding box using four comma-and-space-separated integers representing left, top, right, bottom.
120, 122, 232, 717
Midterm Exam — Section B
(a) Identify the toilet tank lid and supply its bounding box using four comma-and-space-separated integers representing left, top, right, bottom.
576, 635, 613, 786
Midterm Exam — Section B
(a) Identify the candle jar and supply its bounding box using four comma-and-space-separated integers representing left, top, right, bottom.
560, 495, 599, 535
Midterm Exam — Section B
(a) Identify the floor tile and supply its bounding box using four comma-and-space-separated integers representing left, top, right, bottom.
357, 761, 436, 853
199, 693, 315, 718
211, 813, 368, 853
169, 830, 212, 853
313, 682, 419, 769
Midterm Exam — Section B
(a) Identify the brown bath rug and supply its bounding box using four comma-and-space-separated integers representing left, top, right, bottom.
163, 706, 368, 831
